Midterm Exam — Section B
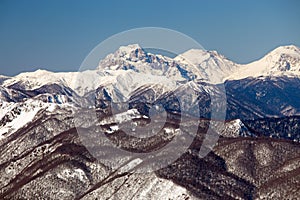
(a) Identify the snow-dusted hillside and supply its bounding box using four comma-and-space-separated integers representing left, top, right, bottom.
0, 99, 74, 139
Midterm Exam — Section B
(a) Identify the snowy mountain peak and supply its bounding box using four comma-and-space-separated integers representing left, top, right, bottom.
174, 48, 240, 83
174, 49, 210, 64
269, 45, 300, 56
3, 69, 75, 92
174, 48, 230, 65
97, 44, 150, 71
228, 45, 300, 80
262, 45, 300, 64
107, 43, 145, 61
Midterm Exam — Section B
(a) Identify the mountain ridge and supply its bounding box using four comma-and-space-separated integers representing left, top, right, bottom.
2, 44, 300, 94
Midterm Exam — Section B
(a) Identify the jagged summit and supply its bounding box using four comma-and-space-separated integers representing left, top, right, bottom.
98, 44, 148, 70
97, 43, 300, 83
117, 44, 143, 55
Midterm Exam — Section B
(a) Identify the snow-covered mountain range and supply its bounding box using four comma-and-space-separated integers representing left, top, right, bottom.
2, 44, 300, 96
1, 44, 300, 137
1, 44, 300, 199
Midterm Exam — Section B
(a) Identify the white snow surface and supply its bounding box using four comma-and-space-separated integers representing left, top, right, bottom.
175, 49, 241, 83
228, 45, 300, 80
99, 109, 141, 125
0, 100, 43, 138
0, 99, 72, 139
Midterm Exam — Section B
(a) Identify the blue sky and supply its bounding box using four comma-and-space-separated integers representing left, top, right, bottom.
0, 0, 299, 76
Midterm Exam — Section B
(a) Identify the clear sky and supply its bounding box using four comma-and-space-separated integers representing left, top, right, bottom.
0, 0, 300, 76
